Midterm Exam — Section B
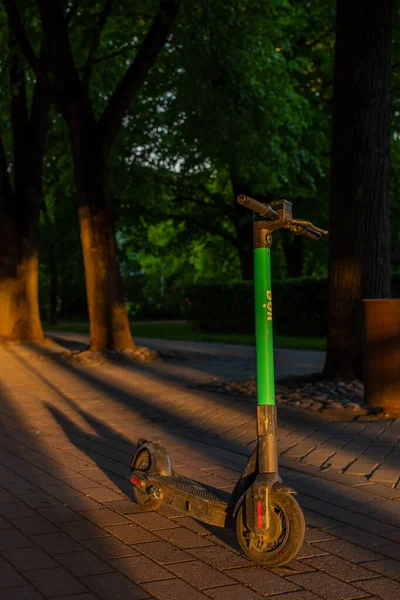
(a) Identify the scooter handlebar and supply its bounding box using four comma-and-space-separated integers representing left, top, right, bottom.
237, 195, 279, 219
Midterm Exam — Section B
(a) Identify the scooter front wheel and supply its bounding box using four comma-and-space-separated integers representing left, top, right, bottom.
236, 491, 305, 567
131, 448, 163, 512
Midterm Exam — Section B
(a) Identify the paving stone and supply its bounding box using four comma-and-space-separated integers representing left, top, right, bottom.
156, 527, 214, 549
110, 555, 174, 583
104, 522, 155, 544
344, 460, 379, 476
25, 567, 86, 598
80, 508, 130, 526
1, 546, 57, 571
271, 593, 323, 600
42, 483, 82, 499
82, 572, 149, 599
0, 517, 12, 529
0, 528, 33, 550
37, 506, 83, 524
52, 595, 98, 600
11, 516, 58, 535
188, 545, 251, 570
0, 488, 17, 504
363, 558, 400, 582
375, 544, 400, 561
296, 542, 330, 559
229, 566, 299, 595
369, 468, 399, 483
0, 586, 44, 600
0, 502, 37, 519
314, 539, 384, 563
103, 499, 144, 514
272, 559, 316, 576
172, 516, 213, 535
82, 536, 139, 559
168, 560, 235, 589
305, 527, 337, 543
32, 532, 83, 554
0, 560, 27, 587
136, 540, 194, 564
58, 519, 110, 540
354, 576, 400, 599
142, 578, 207, 599
127, 511, 179, 530
204, 584, 263, 600
85, 487, 124, 502
288, 572, 367, 599
23, 492, 61, 509
303, 510, 342, 530
60, 496, 102, 512
305, 554, 380, 582
329, 526, 390, 548
56, 549, 114, 576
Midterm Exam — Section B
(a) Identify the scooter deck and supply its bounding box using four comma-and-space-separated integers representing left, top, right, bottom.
142, 471, 232, 527
151, 472, 230, 505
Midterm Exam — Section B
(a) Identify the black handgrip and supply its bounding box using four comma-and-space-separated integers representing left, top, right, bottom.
302, 226, 322, 240
237, 195, 279, 219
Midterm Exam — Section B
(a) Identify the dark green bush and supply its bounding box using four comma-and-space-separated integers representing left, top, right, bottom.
187, 273, 400, 338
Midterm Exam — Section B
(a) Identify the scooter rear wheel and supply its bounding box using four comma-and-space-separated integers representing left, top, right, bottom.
131, 448, 163, 511
236, 491, 305, 567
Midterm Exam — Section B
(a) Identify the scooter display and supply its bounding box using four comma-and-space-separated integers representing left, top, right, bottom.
130, 195, 328, 566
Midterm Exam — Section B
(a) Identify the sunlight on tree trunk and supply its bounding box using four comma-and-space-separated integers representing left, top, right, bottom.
0, 247, 44, 343
79, 205, 135, 351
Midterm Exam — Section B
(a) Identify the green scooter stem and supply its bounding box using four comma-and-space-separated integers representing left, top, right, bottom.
254, 247, 275, 406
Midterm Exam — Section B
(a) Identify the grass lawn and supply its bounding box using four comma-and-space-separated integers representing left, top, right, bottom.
45, 320, 326, 350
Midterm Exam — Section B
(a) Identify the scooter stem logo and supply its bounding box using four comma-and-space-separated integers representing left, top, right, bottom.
263, 291, 273, 321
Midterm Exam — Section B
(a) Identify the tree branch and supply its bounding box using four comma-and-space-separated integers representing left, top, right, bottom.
82, 0, 112, 89
2, 0, 56, 101
98, 0, 179, 152
77, 43, 140, 71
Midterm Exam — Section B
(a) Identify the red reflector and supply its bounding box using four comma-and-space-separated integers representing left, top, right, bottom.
130, 476, 141, 487
257, 501, 262, 529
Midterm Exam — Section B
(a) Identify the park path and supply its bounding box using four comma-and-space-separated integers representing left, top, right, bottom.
0, 337, 399, 599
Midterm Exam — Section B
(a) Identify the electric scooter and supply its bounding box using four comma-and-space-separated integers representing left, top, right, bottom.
130, 195, 328, 566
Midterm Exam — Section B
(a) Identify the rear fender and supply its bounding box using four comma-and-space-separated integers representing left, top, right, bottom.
130, 439, 172, 476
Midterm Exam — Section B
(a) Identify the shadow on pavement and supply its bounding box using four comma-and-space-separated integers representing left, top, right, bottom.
0, 380, 146, 598
4, 345, 400, 575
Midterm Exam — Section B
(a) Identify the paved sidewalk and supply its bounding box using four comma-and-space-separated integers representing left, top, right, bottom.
0, 341, 399, 599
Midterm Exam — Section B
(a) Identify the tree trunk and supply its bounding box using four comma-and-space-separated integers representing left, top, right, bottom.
282, 235, 303, 278
70, 127, 135, 351
0, 41, 48, 345
48, 255, 58, 325
323, 0, 393, 380
0, 201, 44, 343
